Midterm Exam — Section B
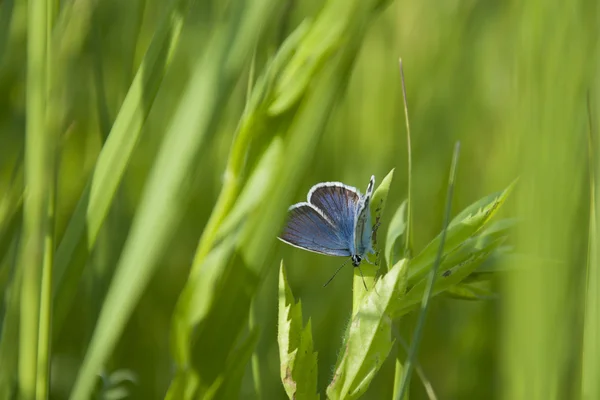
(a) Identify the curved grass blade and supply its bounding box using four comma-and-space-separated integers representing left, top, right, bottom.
52, 0, 189, 335
69, 2, 279, 398
170, 137, 282, 369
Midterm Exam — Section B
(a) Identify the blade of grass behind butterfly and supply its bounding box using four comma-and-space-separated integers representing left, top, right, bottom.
167, 15, 327, 398
68, 2, 279, 399
183, 8, 383, 394
168, 1, 390, 395
177, 42, 362, 399
186, 18, 310, 270
395, 142, 460, 400
167, 18, 312, 380
52, 0, 189, 337
168, 136, 282, 380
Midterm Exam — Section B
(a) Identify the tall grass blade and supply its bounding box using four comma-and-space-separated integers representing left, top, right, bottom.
500, 1, 597, 398
52, 0, 188, 335
19, 0, 48, 397
396, 142, 460, 400
69, 2, 279, 398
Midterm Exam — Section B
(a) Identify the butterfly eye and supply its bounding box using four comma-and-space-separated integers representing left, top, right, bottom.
351, 255, 362, 266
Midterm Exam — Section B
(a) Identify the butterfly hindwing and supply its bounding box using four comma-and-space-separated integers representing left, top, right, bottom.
278, 203, 352, 257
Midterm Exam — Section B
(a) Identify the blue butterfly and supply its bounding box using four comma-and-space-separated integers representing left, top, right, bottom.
278, 176, 378, 285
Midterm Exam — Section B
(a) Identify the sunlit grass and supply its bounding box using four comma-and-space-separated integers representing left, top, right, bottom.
0, 0, 597, 399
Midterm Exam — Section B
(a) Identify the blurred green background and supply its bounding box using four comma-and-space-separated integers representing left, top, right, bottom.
0, 0, 598, 399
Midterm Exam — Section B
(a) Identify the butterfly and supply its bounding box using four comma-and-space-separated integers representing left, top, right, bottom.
278, 175, 378, 287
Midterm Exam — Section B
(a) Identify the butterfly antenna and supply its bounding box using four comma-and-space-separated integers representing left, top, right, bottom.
357, 265, 368, 291
323, 257, 352, 287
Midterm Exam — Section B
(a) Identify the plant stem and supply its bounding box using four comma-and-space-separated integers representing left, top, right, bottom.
396, 142, 460, 400
399, 59, 413, 258
19, 0, 49, 398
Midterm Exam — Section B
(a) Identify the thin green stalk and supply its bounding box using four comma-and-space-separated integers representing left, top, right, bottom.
396, 142, 461, 400
35, 3, 59, 398
399, 58, 413, 258
393, 57, 414, 400
35, 169, 55, 400
246, 55, 262, 400
19, 0, 48, 398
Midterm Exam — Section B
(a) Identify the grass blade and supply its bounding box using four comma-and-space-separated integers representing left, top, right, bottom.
69, 2, 278, 398
395, 141, 460, 400
399, 59, 413, 259
52, 0, 188, 334
19, 0, 48, 397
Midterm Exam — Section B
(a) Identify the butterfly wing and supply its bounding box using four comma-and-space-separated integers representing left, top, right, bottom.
354, 176, 375, 256
278, 203, 352, 256
307, 182, 362, 254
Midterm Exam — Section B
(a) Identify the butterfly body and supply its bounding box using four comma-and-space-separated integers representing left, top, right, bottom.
278, 176, 376, 267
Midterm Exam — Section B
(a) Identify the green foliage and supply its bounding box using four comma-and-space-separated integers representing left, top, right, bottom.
327, 260, 406, 400
407, 181, 515, 287
0, 0, 597, 399
385, 200, 407, 268
278, 263, 318, 400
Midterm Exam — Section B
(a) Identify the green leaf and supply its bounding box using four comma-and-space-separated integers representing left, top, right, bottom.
370, 169, 395, 226
407, 181, 515, 286
370, 168, 395, 251
391, 237, 505, 318
278, 262, 318, 400
444, 282, 498, 301
385, 200, 407, 269
327, 259, 408, 400
449, 180, 517, 229
215, 138, 283, 241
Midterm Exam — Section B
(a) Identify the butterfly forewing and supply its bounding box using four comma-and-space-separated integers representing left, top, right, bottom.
308, 183, 361, 248
278, 203, 352, 257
